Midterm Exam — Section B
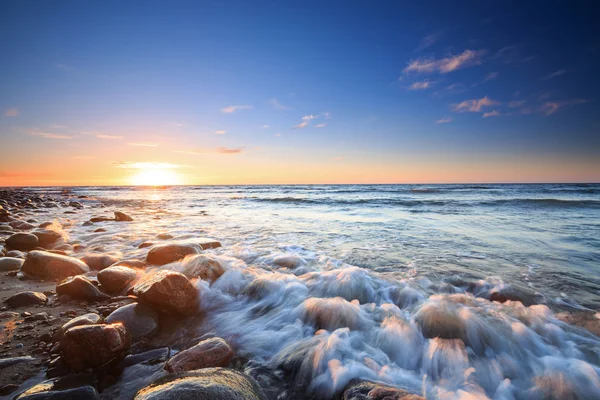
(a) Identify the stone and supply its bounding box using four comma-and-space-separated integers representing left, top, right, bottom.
56, 275, 110, 301
180, 254, 225, 283
114, 211, 134, 222
134, 368, 266, 400
61, 323, 130, 371
273, 255, 304, 269
90, 216, 114, 223
133, 270, 198, 315
0, 355, 35, 368
9, 220, 36, 230
32, 229, 64, 249
146, 243, 201, 266
197, 239, 222, 250
156, 233, 173, 240
414, 301, 465, 340
165, 337, 233, 373
6, 250, 24, 258
112, 259, 146, 269
342, 380, 425, 400
106, 303, 159, 341
5, 232, 39, 251
4, 291, 47, 308
80, 253, 119, 271
54, 313, 102, 341
13, 379, 98, 399
138, 242, 154, 249
0, 256, 24, 271
22, 250, 90, 281
98, 266, 138, 293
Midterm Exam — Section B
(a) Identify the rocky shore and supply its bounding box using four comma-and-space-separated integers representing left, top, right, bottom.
1, 189, 599, 399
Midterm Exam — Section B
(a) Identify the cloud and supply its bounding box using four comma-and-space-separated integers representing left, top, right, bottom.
221, 105, 253, 113
293, 121, 309, 129
322, 112, 331, 119
48, 124, 68, 129
435, 117, 452, 124
29, 131, 73, 139
542, 69, 566, 80
173, 147, 244, 155
493, 45, 535, 64
128, 142, 158, 147
539, 99, 587, 116
483, 110, 501, 118
261, 125, 270, 129
508, 100, 526, 108
302, 114, 318, 121
275, 133, 281, 137
4, 108, 19, 117
452, 96, 499, 113
112, 162, 181, 169
71, 156, 97, 160
415, 31, 442, 51
214, 130, 226, 135
315, 123, 327, 128
96, 134, 123, 140
483, 72, 498, 82
269, 98, 291, 110
409, 80, 435, 90
217, 147, 244, 154
404, 49, 486, 74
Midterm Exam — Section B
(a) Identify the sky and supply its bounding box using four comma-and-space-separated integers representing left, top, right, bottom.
1, 0, 599, 186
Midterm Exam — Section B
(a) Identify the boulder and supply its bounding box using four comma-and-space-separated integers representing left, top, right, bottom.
165, 337, 233, 373
134, 368, 266, 400
56, 275, 110, 301
4, 291, 47, 308
106, 303, 159, 341
6, 250, 25, 258
0, 256, 23, 271
342, 380, 425, 400
5, 232, 39, 251
114, 211, 134, 222
13, 380, 98, 400
180, 254, 225, 283
198, 239, 222, 250
61, 323, 130, 371
54, 313, 102, 341
146, 243, 201, 266
133, 270, 198, 315
112, 259, 147, 269
21, 250, 90, 281
414, 301, 465, 340
98, 266, 138, 293
8, 220, 36, 230
273, 254, 304, 269
80, 253, 119, 271
32, 229, 64, 249
157, 233, 173, 240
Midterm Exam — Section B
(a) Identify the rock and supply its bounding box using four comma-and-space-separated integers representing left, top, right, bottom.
556, 312, 600, 336
112, 259, 147, 269
114, 211, 134, 222
56, 275, 110, 301
6, 250, 25, 258
342, 380, 425, 400
138, 242, 154, 249
54, 313, 102, 341
0, 355, 35, 368
90, 216, 114, 223
273, 255, 304, 269
61, 323, 130, 371
133, 270, 198, 315
106, 303, 159, 341
198, 239, 222, 250
21, 250, 90, 281
180, 254, 225, 283
157, 233, 173, 240
134, 368, 266, 400
0, 256, 24, 271
146, 243, 201, 266
5, 232, 39, 251
0, 384, 19, 396
165, 337, 233, 373
98, 266, 138, 293
4, 291, 47, 308
9, 220, 36, 230
13, 379, 98, 399
414, 300, 465, 340
80, 253, 119, 271
122, 347, 169, 368
0, 311, 19, 319
32, 229, 64, 249
39, 221, 54, 228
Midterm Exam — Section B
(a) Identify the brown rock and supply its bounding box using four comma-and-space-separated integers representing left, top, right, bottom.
54, 313, 102, 341
114, 211, 134, 222
4, 291, 47, 308
98, 266, 138, 293
61, 323, 130, 371
80, 253, 119, 271
112, 259, 146, 269
32, 229, 64, 249
56, 275, 110, 301
165, 337, 233, 373
181, 254, 225, 283
343, 380, 425, 400
134, 270, 198, 314
21, 250, 90, 281
5, 232, 39, 251
146, 243, 201, 265
0, 257, 24, 271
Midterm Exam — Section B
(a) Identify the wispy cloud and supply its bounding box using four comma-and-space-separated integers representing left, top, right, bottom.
302, 114, 318, 121
483, 110, 501, 118
539, 99, 587, 116
217, 147, 244, 154
173, 147, 244, 155
168, 121, 185, 127
260, 125, 270, 129
483, 72, 498, 82
4, 108, 18, 117
542, 69, 566, 80
293, 121, 309, 129
48, 124, 68, 129
221, 105, 253, 113
508, 100, 526, 108
96, 134, 123, 140
214, 130, 226, 135
112, 162, 181, 169
409, 80, 435, 90
128, 142, 158, 147
493, 45, 535, 64
415, 31, 443, 51
72, 156, 97, 160
452, 96, 499, 113
404, 49, 486, 74
435, 117, 453, 124
269, 98, 291, 110
28, 130, 73, 140
315, 123, 327, 128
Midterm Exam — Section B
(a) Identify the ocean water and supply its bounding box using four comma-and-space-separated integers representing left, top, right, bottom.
25, 183, 600, 398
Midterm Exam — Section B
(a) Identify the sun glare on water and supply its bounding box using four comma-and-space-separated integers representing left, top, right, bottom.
128, 163, 182, 186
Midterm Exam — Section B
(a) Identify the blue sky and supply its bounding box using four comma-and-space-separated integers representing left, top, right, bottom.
1, 0, 599, 184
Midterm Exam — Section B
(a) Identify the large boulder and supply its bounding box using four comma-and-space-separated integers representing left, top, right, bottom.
165, 337, 233, 373
22, 251, 89, 281
13, 379, 98, 400
98, 266, 138, 293
80, 253, 119, 271
414, 300, 466, 340
106, 303, 159, 341
4, 291, 47, 308
32, 229, 64, 249
56, 275, 110, 301
114, 211, 134, 222
61, 323, 130, 371
134, 368, 266, 400
342, 380, 425, 400
0, 256, 24, 271
5, 232, 39, 251
134, 270, 198, 315
180, 254, 225, 283
146, 243, 201, 266
54, 313, 102, 341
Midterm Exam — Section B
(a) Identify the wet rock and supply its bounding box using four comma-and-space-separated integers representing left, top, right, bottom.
146, 243, 201, 266
157, 233, 173, 240
13, 379, 98, 399
0, 256, 24, 271
94, 228, 107, 233
134, 368, 266, 400
80, 253, 119, 271
273, 255, 304, 269
112, 259, 147, 269
198, 239, 222, 250
4, 291, 47, 308
106, 303, 159, 341
39, 221, 54, 228
122, 347, 169, 367
90, 216, 114, 223
56, 276, 110, 301
54, 313, 102, 341
32, 229, 64, 249
414, 300, 465, 340
24, 312, 49, 322
180, 254, 225, 283
9, 220, 37, 230
556, 312, 600, 336
138, 242, 154, 249
98, 266, 138, 293
342, 380, 425, 400
6, 250, 25, 258
22, 250, 90, 281
298, 297, 363, 331
114, 211, 134, 222
5, 232, 39, 251
0, 384, 19, 396
0, 355, 35, 368
134, 270, 198, 315
165, 337, 233, 373
61, 323, 130, 371
0, 311, 19, 319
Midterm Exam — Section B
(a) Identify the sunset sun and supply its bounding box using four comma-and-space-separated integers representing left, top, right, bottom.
128, 163, 182, 186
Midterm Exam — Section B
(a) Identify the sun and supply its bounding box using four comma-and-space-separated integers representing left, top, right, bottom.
129, 163, 182, 186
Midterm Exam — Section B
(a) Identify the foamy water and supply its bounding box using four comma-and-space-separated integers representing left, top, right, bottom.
23, 184, 600, 398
